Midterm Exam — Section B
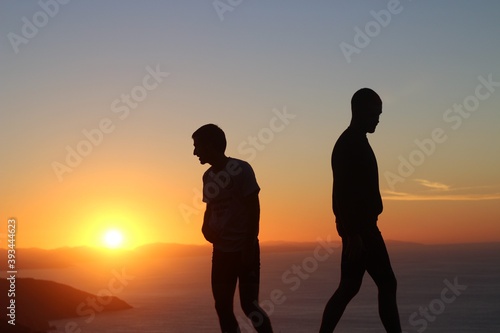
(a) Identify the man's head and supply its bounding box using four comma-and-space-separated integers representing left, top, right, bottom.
192, 124, 227, 165
351, 88, 382, 133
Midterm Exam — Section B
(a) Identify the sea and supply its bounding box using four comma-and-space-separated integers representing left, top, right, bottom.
16, 242, 500, 332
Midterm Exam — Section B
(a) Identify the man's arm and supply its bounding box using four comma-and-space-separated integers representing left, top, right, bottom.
242, 190, 260, 244
333, 139, 372, 236
240, 191, 260, 266
201, 203, 219, 243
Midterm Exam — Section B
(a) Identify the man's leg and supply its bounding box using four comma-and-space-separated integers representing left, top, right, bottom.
319, 238, 366, 333
239, 243, 273, 333
364, 228, 402, 333
212, 250, 240, 333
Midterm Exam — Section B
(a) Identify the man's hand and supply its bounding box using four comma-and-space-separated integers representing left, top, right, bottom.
345, 234, 363, 260
241, 239, 258, 270
201, 204, 220, 243
202, 221, 219, 243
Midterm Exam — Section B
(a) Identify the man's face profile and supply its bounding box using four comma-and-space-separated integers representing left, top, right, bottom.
364, 102, 382, 134
351, 88, 382, 134
193, 137, 211, 165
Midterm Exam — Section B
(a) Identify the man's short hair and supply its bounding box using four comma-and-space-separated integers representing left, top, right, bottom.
192, 124, 227, 153
351, 88, 382, 114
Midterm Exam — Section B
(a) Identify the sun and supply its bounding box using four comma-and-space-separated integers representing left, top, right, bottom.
102, 229, 124, 249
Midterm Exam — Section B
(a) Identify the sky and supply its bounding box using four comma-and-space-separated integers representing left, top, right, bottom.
1, 0, 499, 249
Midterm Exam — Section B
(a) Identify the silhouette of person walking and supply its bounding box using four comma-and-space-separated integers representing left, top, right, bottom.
319, 89, 402, 333
192, 124, 274, 333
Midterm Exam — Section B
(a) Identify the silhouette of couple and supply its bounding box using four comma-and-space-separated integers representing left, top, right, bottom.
192, 88, 402, 333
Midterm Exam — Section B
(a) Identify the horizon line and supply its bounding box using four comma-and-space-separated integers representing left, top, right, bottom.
2, 239, 500, 251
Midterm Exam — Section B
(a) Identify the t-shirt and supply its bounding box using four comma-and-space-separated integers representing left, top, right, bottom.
202, 157, 260, 252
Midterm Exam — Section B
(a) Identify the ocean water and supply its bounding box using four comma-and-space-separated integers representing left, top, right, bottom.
18, 242, 500, 332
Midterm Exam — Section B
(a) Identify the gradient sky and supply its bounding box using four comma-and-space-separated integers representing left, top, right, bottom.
1, 0, 499, 249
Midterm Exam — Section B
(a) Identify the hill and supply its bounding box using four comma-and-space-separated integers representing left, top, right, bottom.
0, 278, 132, 332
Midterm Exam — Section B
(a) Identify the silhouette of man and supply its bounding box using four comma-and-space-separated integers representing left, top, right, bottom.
319, 88, 402, 333
192, 124, 274, 333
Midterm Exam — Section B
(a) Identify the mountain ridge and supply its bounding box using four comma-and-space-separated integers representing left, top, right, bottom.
0, 278, 132, 333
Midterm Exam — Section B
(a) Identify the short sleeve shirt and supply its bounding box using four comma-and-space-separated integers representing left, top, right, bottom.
202, 157, 260, 252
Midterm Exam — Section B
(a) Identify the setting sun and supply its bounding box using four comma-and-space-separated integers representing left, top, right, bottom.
103, 229, 124, 249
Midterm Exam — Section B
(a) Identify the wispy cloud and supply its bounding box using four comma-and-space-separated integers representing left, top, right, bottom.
414, 179, 450, 191
383, 179, 500, 201
383, 190, 500, 201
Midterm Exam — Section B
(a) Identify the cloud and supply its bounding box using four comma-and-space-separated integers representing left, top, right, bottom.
414, 179, 450, 191
382, 190, 500, 201
383, 179, 500, 200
